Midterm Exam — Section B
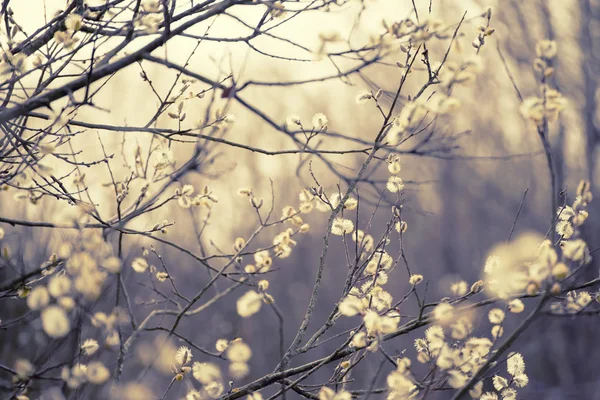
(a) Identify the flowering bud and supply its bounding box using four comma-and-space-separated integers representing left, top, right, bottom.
300, 224, 310, 233
526, 282, 539, 296
470, 280, 484, 293
263, 293, 275, 304
552, 262, 570, 280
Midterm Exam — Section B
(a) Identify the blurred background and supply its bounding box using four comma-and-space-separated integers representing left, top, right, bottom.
1, 0, 600, 398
